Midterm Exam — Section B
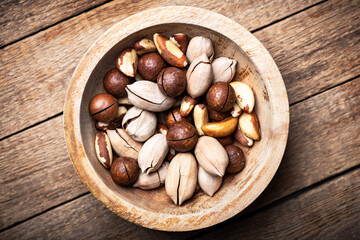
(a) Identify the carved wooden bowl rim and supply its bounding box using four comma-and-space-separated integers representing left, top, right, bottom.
64, 6, 289, 231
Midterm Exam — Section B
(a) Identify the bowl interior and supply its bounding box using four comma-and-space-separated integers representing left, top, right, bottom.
80, 23, 272, 216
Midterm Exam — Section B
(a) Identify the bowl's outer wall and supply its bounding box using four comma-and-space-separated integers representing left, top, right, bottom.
64, 6, 289, 231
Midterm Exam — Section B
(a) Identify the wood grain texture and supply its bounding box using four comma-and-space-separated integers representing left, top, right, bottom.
246, 77, 360, 212
1, 165, 358, 239
194, 168, 360, 240
0, 0, 108, 47
0, 116, 87, 230
254, 0, 360, 104
1, 77, 358, 231
0, 0, 321, 139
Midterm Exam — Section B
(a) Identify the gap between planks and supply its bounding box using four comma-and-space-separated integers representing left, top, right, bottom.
251, 0, 327, 34
0, 0, 326, 49
188, 164, 360, 239
0, 0, 114, 49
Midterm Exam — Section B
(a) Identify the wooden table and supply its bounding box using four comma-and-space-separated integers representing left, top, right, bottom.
1, 0, 359, 238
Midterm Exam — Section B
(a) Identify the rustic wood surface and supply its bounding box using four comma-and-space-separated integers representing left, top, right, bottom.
0, 0, 359, 238
0, 0, 108, 47
0, 0, 322, 139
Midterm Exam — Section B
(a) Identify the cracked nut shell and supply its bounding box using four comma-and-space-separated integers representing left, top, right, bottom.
157, 67, 186, 97
154, 33, 188, 68
116, 48, 138, 77
138, 52, 166, 81
89, 93, 119, 123
110, 157, 139, 186
103, 68, 133, 98
206, 82, 235, 112
170, 33, 189, 53
165, 107, 192, 128
167, 121, 198, 152
225, 145, 245, 173
165, 152, 197, 205
134, 38, 156, 55
95, 131, 113, 169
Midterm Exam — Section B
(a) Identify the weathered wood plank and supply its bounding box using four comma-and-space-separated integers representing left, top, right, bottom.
1, 76, 358, 231
254, 0, 360, 104
0, 0, 321, 139
0, 0, 108, 47
1, 164, 358, 239
194, 168, 360, 239
0, 116, 88, 230
245, 77, 360, 212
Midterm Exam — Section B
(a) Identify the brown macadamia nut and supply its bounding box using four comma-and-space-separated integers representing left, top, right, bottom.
225, 145, 245, 173
110, 157, 139, 185
206, 82, 236, 112
208, 108, 230, 122
157, 67, 186, 97
165, 107, 192, 128
89, 93, 119, 123
167, 121, 198, 152
103, 68, 133, 98
137, 52, 166, 81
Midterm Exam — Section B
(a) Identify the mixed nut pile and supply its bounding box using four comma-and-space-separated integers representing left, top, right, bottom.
89, 32, 261, 205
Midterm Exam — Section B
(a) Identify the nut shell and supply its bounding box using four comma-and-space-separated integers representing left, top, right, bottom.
180, 95, 198, 117
106, 129, 142, 159
186, 53, 213, 98
165, 107, 192, 128
207, 108, 230, 122
186, 36, 214, 63
194, 136, 229, 177
201, 117, 238, 138
225, 145, 245, 173
116, 48, 138, 77
134, 38, 156, 55
216, 135, 233, 147
138, 52, 166, 81
103, 68, 133, 98
165, 153, 198, 205
206, 82, 235, 112
125, 80, 176, 112
95, 131, 113, 169
133, 161, 169, 190
95, 106, 127, 131
239, 112, 261, 140
89, 93, 119, 123
122, 106, 157, 142
198, 166, 222, 196
170, 33, 189, 53
138, 133, 169, 174
234, 125, 254, 147
193, 104, 208, 136
157, 67, 186, 97
154, 33, 188, 68
167, 121, 198, 152
230, 81, 255, 113
110, 157, 139, 186
212, 57, 237, 83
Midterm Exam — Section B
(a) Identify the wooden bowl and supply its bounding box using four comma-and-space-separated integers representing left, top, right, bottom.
64, 6, 289, 231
